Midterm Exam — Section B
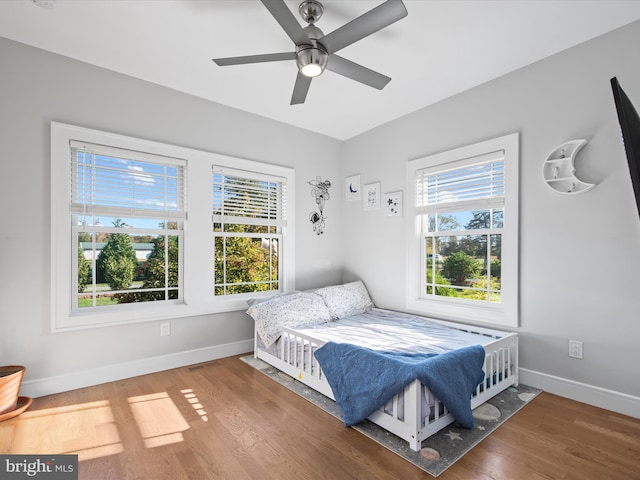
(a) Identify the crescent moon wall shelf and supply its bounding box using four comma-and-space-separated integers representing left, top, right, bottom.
543, 139, 595, 194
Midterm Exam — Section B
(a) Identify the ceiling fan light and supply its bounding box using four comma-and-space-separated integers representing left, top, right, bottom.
301, 63, 323, 77
296, 46, 328, 78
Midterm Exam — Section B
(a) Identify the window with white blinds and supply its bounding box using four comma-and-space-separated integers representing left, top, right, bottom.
52, 122, 295, 331
212, 167, 287, 296
212, 169, 286, 227
70, 140, 186, 220
65, 141, 186, 314
416, 151, 505, 212
407, 133, 519, 328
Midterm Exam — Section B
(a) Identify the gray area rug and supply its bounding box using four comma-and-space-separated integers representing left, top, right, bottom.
241, 355, 540, 477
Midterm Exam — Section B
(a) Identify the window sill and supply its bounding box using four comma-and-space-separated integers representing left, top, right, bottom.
52, 299, 253, 332
406, 296, 518, 330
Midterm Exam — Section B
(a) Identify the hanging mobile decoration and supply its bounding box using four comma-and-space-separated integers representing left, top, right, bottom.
308, 176, 331, 235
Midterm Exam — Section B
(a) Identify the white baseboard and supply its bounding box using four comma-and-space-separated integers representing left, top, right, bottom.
519, 368, 640, 419
20, 339, 254, 399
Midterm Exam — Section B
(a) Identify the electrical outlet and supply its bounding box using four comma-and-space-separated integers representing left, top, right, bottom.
160, 321, 171, 337
569, 340, 583, 359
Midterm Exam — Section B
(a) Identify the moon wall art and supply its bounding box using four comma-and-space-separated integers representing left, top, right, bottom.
345, 174, 361, 201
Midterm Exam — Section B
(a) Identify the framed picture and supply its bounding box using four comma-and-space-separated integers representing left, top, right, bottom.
384, 191, 403, 217
345, 174, 361, 201
363, 182, 381, 210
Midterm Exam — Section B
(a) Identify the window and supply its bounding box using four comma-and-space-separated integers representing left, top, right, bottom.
212, 168, 287, 295
51, 122, 295, 331
70, 141, 185, 311
406, 133, 519, 327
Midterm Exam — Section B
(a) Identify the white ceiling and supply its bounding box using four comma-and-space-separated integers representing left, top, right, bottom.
2, 0, 640, 140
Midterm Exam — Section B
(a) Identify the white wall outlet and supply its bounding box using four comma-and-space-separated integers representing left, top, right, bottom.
160, 321, 171, 336
569, 340, 583, 359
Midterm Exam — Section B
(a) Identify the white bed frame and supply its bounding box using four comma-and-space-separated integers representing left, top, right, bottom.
254, 315, 518, 452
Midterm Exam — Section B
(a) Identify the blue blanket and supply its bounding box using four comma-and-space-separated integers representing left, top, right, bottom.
313, 342, 485, 428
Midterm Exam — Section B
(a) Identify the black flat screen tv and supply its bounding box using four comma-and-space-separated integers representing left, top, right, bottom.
611, 77, 640, 220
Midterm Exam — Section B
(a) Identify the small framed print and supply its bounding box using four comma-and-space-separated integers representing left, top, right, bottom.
345, 174, 361, 201
384, 191, 403, 217
363, 182, 381, 210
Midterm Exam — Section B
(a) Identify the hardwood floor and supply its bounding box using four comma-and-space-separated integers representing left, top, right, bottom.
1, 354, 639, 479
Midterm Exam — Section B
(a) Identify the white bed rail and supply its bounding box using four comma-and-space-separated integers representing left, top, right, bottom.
257, 328, 335, 399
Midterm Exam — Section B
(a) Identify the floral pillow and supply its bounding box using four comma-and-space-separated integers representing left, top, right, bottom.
247, 292, 332, 347
315, 280, 374, 320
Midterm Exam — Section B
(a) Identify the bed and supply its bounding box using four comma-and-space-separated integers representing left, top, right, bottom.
247, 281, 518, 452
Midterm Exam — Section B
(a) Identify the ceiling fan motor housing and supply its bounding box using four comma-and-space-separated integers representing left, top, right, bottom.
296, 23, 328, 77
295, 44, 328, 77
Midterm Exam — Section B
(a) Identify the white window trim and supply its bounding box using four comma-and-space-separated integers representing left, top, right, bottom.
51, 122, 295, 332
406, 133, 519, 328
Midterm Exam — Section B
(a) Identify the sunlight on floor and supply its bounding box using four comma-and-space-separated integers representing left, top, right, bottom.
128, 392, 190, 448
181, 388, 208, 422
1, 388, 209, 460
0, 400, 123, 461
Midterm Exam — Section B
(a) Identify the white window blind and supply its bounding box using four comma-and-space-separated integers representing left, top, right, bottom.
70, 140, 186, 220
416, 150, 505, 213
212, 167, 287, 227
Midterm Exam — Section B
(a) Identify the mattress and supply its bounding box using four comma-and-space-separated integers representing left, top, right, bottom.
287, 308, 496, 353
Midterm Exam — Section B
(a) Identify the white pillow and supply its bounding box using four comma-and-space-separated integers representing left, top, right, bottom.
247, 292, 332, 347
246, 291, 300, 307
315, 281, 374, 320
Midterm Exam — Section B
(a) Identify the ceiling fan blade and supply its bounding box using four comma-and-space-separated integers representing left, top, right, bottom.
320, 0, 408, 54
290, 72, 312, 105
326, 55, 391, 90
213, 52, 295, 66
260, 0, 310, 46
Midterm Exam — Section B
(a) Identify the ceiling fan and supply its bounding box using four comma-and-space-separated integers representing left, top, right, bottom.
212, 0, 408, 105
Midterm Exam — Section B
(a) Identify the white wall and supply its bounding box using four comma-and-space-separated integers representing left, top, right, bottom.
340, 20, 640, 415
0, 37, 344, 394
